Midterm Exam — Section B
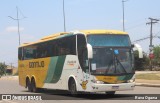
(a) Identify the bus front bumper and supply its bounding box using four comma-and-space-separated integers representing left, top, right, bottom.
90, 82, 135, 92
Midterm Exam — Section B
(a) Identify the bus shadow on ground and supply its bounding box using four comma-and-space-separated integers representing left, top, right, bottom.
23, 89, 134, 100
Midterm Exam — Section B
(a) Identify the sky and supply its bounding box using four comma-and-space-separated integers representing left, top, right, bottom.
0, 0, 160, 66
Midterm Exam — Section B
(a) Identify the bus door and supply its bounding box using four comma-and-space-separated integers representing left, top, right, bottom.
77, 34, 90, 90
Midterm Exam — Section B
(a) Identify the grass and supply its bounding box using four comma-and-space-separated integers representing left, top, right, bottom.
136, 73, 160, 80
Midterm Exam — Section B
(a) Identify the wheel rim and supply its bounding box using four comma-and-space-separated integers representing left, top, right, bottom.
70, 81, 77, 95
71, 84, 75, 93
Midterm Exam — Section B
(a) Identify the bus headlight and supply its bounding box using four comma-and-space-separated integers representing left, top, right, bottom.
91, 77, 104, 84
127, 78, 135, 83
127, 74, 135, 83
91, 80, 104, 84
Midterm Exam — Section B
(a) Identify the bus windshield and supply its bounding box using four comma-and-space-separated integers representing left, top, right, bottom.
87, 34, 131, 47
87, 34, 134, 75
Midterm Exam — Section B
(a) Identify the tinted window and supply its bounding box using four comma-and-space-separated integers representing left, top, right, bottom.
87, 35, 131, 47
21, 35, 76, 60
23, 45, 37, 60
57, 35, 76, 56
18, 48, 23, 60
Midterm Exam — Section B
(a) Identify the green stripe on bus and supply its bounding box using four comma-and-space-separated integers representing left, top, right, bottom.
118, 74, 133, 81
44, 56, 66, 83
50, 56, 66, 83
124, 74, 133, 80
118, 75, 126, 81
44, 57, 58, 83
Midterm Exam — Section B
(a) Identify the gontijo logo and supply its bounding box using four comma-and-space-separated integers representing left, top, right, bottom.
67, 60, 76, 66
29, 61, 44, 68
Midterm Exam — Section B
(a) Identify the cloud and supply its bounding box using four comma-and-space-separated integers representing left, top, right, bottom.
6, 26, 24, 32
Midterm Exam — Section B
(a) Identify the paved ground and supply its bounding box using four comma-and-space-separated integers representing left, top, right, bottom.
0, 73, 160, 102
0, 77, 159, 94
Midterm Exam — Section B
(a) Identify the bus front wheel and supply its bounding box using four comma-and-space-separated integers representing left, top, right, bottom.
69, 79, 77, 96
105, 91, 116, 96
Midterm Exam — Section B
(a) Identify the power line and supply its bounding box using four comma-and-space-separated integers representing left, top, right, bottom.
132, 35, 159, 43
126, 22, 145, 30
146, 17, 159, 71
146, 18, 159, 47
17, 7, 27, 19
132, 31, 160, 43
132, 30, 160, 43
132, 36, 150, 43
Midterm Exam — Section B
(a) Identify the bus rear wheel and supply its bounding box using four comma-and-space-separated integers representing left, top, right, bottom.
69, 79, 77, 96
26, 79, 32, 92
31, 79, 38, 93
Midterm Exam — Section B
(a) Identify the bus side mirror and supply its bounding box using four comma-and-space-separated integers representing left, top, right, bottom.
87, 44, 93, 59
133, 44, 143, 58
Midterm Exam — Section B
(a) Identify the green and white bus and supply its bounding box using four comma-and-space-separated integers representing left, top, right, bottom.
18, 30, 142, 95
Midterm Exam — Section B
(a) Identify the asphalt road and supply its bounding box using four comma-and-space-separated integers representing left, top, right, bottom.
0, 78, 160, 103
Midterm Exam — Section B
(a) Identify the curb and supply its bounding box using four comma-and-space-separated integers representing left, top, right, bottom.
0, 76, 18, 80
136, 71, 160, 74
136, 83, 160, 87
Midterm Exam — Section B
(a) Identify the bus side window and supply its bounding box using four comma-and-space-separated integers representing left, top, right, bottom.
58, 35, 76, 56
18, 48, 23, 60
23, 45, 37, 60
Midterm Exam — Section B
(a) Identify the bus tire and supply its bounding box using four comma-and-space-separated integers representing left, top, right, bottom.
105, 91, 116, 96
31, 78, 38, 93
26, 79, 32, 92
69, 79, 77, 96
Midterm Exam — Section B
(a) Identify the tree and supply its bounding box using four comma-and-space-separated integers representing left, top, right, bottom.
0, 62, 7, 77
134, 51, 149, 70
153, 45, 160, 67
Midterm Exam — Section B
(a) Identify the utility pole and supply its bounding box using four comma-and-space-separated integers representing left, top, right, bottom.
17, 7, 21, 45
146, 17, 159, 71
8, 6, 26, 45
63, 0, 66, 32
122, 0, 129, 31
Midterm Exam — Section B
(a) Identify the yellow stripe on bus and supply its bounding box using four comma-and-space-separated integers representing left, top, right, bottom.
18, 57, 51, 88
95, 76, 125, 84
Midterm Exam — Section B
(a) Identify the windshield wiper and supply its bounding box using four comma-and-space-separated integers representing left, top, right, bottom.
114, 55, 128, 73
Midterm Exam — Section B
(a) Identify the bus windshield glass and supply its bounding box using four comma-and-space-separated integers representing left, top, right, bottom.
87, 34, 131, 47
87, 34, 134, 75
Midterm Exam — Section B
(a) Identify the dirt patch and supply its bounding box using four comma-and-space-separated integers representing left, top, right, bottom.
136, 79, 160, 84
136, 73, 160, 80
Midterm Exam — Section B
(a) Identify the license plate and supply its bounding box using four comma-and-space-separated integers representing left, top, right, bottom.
112, 86, 119, 90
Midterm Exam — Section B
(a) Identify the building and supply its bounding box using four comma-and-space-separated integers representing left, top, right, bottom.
6, 65, 18, 75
